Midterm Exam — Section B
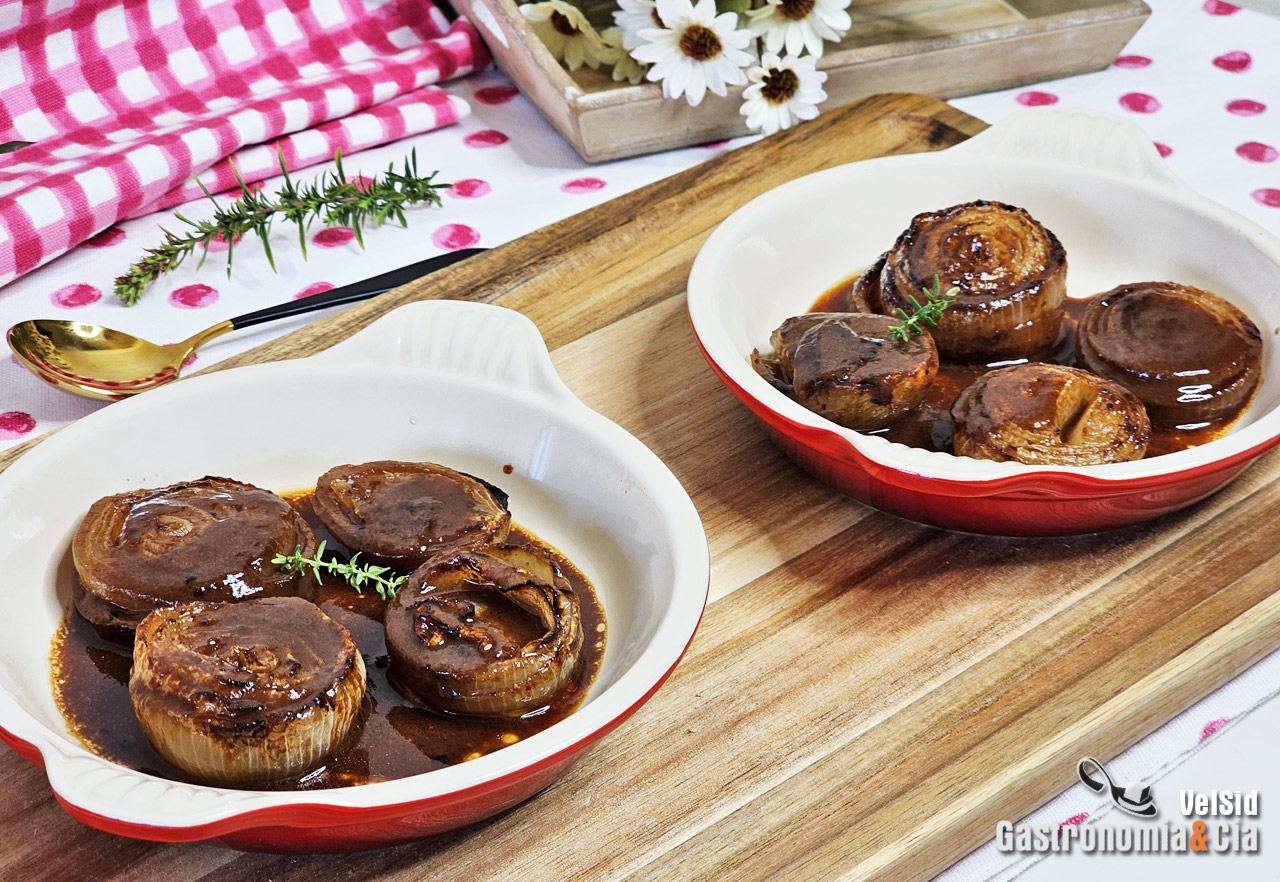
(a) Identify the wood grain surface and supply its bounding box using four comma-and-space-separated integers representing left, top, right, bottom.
4, 93, 1277, 882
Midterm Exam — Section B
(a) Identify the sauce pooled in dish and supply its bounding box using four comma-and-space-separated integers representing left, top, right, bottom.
754, 201, 1264, 464
52, 464, 606, 790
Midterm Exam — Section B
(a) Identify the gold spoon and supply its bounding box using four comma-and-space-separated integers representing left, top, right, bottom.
8, 249, 484, 402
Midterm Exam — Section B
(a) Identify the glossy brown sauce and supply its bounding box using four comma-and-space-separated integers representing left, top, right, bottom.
423, 586, 546, 660
51, 492, 606, 791
809, 274, 1235, 456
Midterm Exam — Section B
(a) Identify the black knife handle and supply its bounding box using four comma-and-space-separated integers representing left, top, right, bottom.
229, 248, 486, 330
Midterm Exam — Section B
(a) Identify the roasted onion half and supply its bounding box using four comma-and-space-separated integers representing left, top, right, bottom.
130, 597, 366, 786
868, 200, 1068, 362
72, 477, 319, 638
1076, 281, 1262, 427
951, 363, 1151, 465
385, 545, 583, 717
751, 313, 938, 430
312, 461, 511, 570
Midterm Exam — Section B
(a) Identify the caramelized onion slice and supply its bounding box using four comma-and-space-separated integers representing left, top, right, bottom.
951, 363, 1151, 465
1076, 281, 1262, 427
871, 200, 1068, 361
753, 313, 938, 431
72, 477, 319, 639
385, 545, 583, 717
312, 461, 511, 570
129, 597, 366, 786
848, 253, 887, 314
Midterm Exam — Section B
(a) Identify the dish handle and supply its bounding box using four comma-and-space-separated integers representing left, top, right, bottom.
949, 107, 1181, 186
311, 300, 578, 405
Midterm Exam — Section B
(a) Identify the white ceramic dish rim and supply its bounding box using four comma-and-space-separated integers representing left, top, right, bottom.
687, 107, 1280, 484
0, 300, 710, 831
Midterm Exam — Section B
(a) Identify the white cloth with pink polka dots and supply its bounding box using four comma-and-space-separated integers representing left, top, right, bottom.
0, 0, 1278, 874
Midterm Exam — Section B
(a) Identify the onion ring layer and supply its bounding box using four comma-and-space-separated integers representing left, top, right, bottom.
129, 597, 366, 786
869, 200, 1068, 361
1075, 281, 1262, 427
754, 312, 938, 430
72, 477, 318, 639
385, 545, 583, 717
312, 461, 511, 570
951, 363, 1151, 465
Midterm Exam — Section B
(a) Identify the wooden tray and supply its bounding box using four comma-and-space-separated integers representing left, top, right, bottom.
5, 93, 1280, 882
453, 0, 1150, 161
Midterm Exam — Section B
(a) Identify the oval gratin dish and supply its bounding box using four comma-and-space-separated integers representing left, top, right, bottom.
687, 108, 1280, 535
0, 299, 709, 851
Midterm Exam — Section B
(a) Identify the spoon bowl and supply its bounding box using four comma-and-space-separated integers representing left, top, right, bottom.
6, 248, 484, 401
9, 319, 228, 401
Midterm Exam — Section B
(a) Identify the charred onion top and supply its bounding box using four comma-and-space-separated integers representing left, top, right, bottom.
753, 313, 938, 431
1076, 281, 1262, 426
951, 363, 1151, 465
385, 545, 583, 718
129, 597, 366, 785
72, 477, 319, 637
312, 461, 512, 570
868, 200, 1068, 361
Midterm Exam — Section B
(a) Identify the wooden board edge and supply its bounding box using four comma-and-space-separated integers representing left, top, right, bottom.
856, 587, 1280, 882
0, 94, 984, 477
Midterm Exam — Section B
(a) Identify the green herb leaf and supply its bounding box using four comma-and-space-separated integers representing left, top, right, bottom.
271, 540, 404, 601
113, 148, 448, 305
273, 542, 407, 601
888, 274, 959, 342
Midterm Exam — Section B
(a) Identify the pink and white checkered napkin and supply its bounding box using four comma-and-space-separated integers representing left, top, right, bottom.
0, 0, 490, 288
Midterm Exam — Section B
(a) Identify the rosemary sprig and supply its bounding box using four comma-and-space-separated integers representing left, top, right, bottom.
114, 148, 448, 305
273, 540, 406, 600
889, 274, 960, 342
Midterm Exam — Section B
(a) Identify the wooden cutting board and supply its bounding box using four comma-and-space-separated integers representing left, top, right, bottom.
5, 93, 1280, 882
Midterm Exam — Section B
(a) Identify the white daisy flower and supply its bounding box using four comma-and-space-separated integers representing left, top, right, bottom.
602, 27, 648, 84
747, 0, 851, 58
740, 52, 827, 135
520, 1, 619, 71
631, 0, 754, 106
612, 0, 662, 50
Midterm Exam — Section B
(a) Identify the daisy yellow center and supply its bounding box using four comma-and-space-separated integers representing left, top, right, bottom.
678, 24, 722, 62
778, 0, 816, 21
761, 67, 800, 104
550, 10, 580, 36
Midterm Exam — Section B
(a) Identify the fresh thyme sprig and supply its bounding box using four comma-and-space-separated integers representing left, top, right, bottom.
888, 274, 960, 342
114, 148, 448, 305
273, 540, 406, 600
